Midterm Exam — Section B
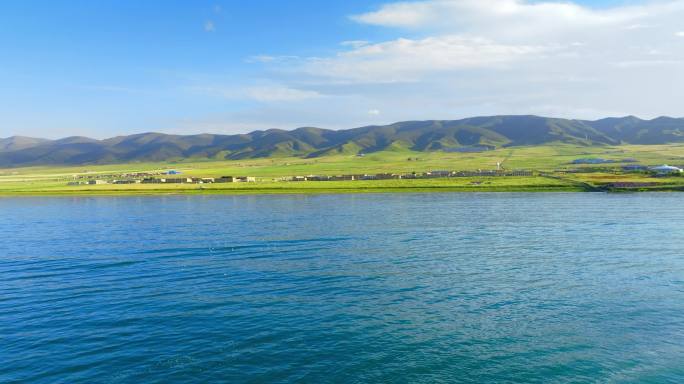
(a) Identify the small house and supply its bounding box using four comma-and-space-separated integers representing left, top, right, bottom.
162, 178, 193, 184
426, 170, 452, 178
507, 170, 533, 177
215, 176, 235, 183
308, 175, 332, 181
330, 175, 356, 181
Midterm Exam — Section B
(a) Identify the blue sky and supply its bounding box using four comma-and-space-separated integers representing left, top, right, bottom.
2, 0, 683, 138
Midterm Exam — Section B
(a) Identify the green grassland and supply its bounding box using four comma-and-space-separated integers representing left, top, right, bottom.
3, 143, 684, 195
0, 177, 586, 196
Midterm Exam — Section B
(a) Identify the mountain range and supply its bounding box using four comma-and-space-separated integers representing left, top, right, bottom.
2, 115, 684, 167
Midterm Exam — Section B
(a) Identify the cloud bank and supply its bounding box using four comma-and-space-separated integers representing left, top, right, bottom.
197, 0, 684, 132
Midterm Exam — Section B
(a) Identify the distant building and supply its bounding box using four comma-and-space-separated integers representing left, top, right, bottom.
453, 170, 498, 177
166, 170, 182, 175
163, 178, 193, 183
608, 182, 659, 189
308, 175, 332, 181
330, 175, 356, 181
88, 180, 107, 185
215, 176, 235, 183
651, 165, 683, 175
426, 170, 452, 178
375, 173, 402, 180
507, 170, 533, 177
216, 176, 256, 182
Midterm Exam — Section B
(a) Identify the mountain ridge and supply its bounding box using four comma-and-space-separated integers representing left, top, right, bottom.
3, 115, 684, 167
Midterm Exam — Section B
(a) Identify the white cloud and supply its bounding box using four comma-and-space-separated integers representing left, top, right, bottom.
220, 0, 684, 130
204, 20, 215, 32
256, 0, 684, 86
303, 36, 550, 82
351, 0, 681, 36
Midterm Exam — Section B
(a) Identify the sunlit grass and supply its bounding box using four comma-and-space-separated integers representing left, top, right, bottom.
2, 143, 684, 195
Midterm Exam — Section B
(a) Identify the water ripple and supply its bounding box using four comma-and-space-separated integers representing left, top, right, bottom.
2, 194, 684, 383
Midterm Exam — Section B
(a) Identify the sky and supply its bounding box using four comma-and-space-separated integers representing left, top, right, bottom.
2, 0, 684, 138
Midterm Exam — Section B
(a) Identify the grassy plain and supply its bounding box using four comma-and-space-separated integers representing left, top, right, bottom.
3, 143, 684, 195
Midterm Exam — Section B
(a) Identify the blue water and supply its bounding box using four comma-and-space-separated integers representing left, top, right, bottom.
2, 193, 684, 383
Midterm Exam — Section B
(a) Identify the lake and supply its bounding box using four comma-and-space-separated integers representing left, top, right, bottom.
2, 193, 684, 383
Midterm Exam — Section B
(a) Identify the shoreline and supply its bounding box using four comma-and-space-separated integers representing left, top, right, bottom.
4, 169, 684, 196
0, 186, 588, 197
3, 185, 678, 197
4, 180, 684, 196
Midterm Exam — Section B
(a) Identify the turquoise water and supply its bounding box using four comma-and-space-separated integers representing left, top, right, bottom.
2, 193, 684, 383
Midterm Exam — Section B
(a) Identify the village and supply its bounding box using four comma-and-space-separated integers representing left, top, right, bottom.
66, 168, 537, 186
67, 172, 257, 186
62, 161, 684, 187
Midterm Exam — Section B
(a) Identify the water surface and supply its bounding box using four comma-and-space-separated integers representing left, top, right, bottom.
2, 193, 684, 383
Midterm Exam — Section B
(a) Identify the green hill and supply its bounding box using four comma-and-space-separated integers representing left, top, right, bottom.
2, 115, 684, 167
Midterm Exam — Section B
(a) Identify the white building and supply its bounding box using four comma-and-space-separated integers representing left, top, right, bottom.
651, 165, 683, 175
